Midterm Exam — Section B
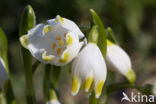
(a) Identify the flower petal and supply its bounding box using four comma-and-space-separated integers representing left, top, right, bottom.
95, 80, 104, 98
126, 69, 136, 84
71, 75, 81, 96
106, 43, 132, 75
42, 25, 53, 35
47, 15, 84, 39
84, 71, 93, 92
20, 35, 29, 49
42, 51, 55, 61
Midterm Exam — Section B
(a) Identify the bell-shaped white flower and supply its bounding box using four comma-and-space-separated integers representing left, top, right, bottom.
0, 57, 8, 89
106, 40, 136, 84
20, 15, 84, 66
71, 43, 107, 98
46, 89, 61, 104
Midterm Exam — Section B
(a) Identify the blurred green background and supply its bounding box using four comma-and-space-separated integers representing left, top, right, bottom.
0, 0, 156, 104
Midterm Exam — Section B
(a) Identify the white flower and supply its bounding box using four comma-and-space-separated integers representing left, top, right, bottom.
71, 43, 107, 98
106, 40, 136, 84
20, 15, 84, 66
0, 57, 8, 89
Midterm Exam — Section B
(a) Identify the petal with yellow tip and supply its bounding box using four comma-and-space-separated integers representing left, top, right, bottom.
42, 25, 53, 35
66, 34, 73, 46
42, 51, 54, 61
71, 75, 81, 96
20, 35, 29, 49
126, 69, 136, 84
60, 51, 70, 63
84, 76, 93, 92
95, 80, 104, 98
107, 39, 114, 46
55, 15, 64, 24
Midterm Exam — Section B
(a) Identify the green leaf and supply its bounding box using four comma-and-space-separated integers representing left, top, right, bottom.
106, 27, 118, 44
0, 28, 9, 72
0, 28, 7, 56
19, 5, 36, 104
90, 9, 107, 59
88, 25, 98, 44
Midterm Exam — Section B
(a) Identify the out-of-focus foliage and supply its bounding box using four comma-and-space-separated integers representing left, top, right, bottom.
0, 0, 156, 104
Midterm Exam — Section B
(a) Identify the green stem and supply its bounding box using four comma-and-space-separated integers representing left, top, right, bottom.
89, 91, 98, 104
52, 66, 61, 88
43, 64, 51, 102
5, 80, 15, 104
32, 61, 40, 74
22, 49, 36, 104
106, 81, 153, 95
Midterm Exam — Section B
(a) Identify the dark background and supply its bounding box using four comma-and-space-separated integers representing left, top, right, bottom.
0, 0, 156, 104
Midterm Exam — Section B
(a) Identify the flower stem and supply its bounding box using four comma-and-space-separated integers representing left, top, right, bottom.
32, 61, 40, 74
89, 91, 98, 104
43, 64, 51, 102
52, 66, 61, 88
106, 81, 153, 95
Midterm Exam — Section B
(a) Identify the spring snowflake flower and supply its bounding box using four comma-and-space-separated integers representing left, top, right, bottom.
20, 15, 84, 66
0, 57, 8, 89
106, 40, 136, 84
71, 43, 107, 98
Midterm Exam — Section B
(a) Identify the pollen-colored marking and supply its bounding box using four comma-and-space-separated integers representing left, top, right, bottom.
66, 35, 73, 46
42, 52, 53, 61
57, 48, 62, 55
52, 43, 56, 50
59, 40, 64, 46
56, 36, 61, 40
71, 75, 80, 96
43, 25, 52, 35
95, 80, 104, 98
107, 40, 113, 46
20, 35, 28, 49
60, 52, 70, 63
126, 69, 136, 84
84, 77, 93, 92
55, 15, 64, 23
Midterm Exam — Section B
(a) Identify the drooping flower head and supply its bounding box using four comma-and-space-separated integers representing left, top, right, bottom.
20, 15, 84, 66
0, 57, 8, 89
71, 43, 107, 98
106, 40, 136, 84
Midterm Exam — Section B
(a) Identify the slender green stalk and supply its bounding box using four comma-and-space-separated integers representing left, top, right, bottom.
89, 91, 98, 104
32, 61, 41, 74
43, 64, 51, 102
52, 66, 61, 88
106, 81, 153, 95
19, 5, 36, 104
